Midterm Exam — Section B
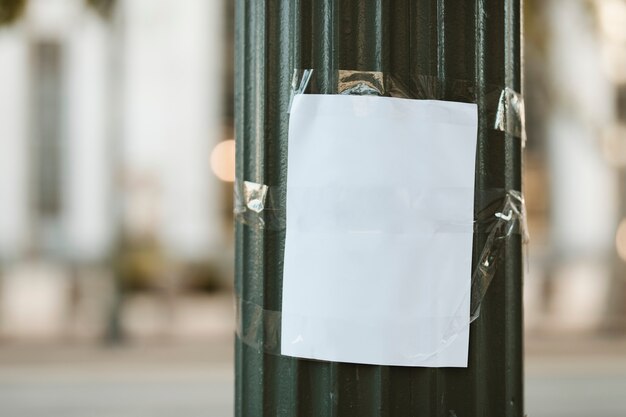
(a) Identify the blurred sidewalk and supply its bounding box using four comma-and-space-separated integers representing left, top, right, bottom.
526, 335, 626, 417
0, 295, 625, 417
0, 291, 236, 417
0, 341, 234, 417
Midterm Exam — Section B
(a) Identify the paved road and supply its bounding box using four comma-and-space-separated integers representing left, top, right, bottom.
0, 343, 234, 417
0, 372, 233, 417
0, 341, 625, 417
527, 373, 626, 417
526, 352, 626, 417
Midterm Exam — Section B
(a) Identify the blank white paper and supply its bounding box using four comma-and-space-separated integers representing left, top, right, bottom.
281, 94, 478, 367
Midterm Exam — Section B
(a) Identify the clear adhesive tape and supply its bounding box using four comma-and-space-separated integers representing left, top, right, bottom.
289, 69, 525, 139
235, 188, 528, 356
234, 179, 285, 231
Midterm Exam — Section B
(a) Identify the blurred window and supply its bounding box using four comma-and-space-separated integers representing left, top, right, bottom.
616, 84, 626, 123
32, 41, 64, 252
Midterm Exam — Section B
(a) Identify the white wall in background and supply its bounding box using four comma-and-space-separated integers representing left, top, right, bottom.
0, 261, 70, 338
0, 28, 29, 259
544, 0, 618, 330
123, 0, 224, 261
0, 0, 114, 261
546, 0, 618, 258
64, 11, 113, 261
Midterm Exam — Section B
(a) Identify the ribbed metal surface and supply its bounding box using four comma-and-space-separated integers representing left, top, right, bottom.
235, 1, 522, 416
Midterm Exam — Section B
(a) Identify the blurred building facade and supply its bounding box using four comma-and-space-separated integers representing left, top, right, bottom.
525, 0, 626, 334
0, 0, 232, 342
1, 0, 626, 344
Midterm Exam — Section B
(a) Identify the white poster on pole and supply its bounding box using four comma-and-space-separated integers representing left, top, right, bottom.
282, 94, 477, 367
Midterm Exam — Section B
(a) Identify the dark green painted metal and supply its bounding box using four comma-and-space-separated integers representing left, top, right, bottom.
235, 0, 523, 416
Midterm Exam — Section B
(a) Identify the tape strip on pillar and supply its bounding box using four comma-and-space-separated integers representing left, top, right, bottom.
288, 68, 525, 139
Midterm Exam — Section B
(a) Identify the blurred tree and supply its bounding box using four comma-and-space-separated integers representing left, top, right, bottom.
0, 0, 25, 25
86, 0, 115, 20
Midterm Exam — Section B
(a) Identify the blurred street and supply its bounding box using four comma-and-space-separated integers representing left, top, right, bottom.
526, 338, 626, 417
0, 334, 625, 417
0, 342, 234, 417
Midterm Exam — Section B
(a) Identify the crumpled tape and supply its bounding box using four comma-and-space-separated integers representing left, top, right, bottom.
234, 179, 285, 231
338, 70, 385, 96
494, 87, 525, 139
470, 189, 528, 321
288, 69, 314, 114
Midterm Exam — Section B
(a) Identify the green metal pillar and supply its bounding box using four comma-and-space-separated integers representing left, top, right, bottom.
235, 0, 523, 416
